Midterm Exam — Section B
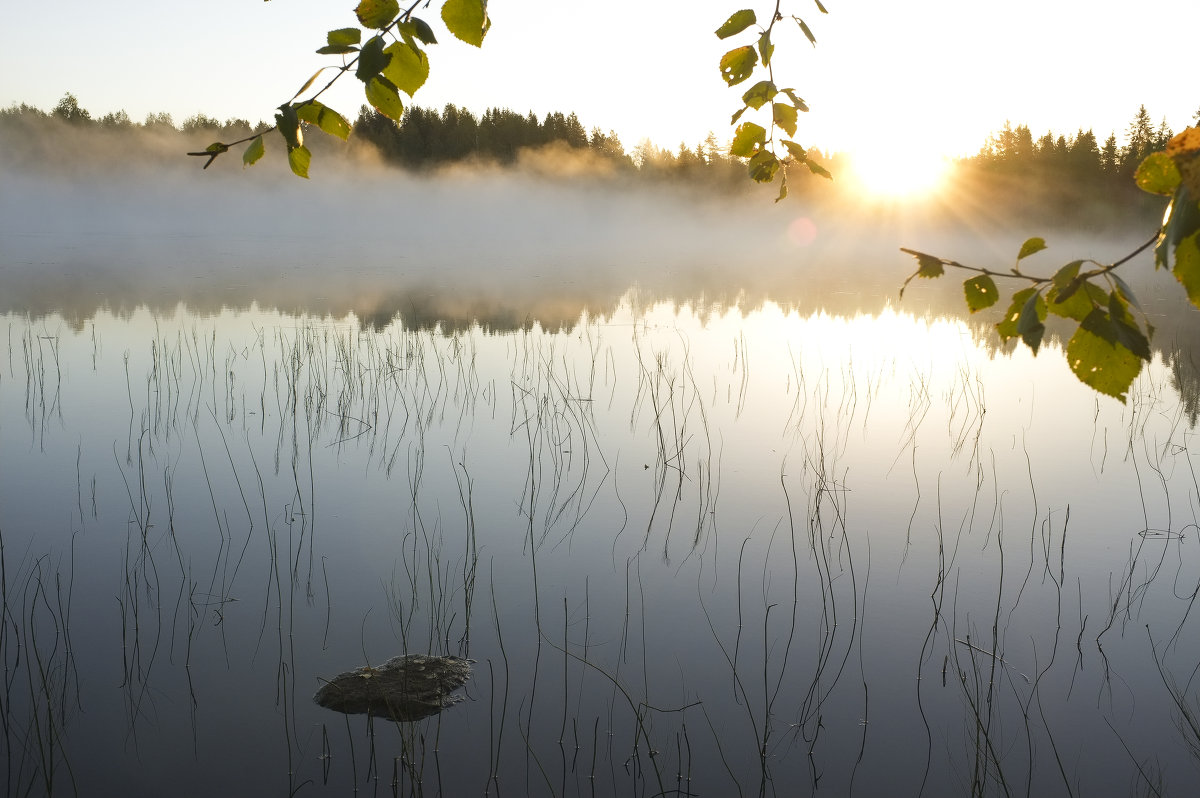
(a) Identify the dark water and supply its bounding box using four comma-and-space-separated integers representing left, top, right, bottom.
3, 167, 1200, 797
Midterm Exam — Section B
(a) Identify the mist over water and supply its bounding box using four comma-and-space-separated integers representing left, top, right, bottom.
2, 122, 1171, 332
5, 121, 1200, 797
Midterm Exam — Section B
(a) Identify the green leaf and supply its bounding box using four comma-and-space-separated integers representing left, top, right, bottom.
1048, 287, 1093, 321
356, 35, 390, 82
1076, 305, 1141, 360
1158, 187, 1200, 270
1015, 290, 1047, 353
1174, 230, 1200, 307
275, 104, 302, 150
356, 0, 399, 29
780, 89, 808, 112
741, 80, 776, 110
996, 287, 1038, 342
1017, 236, 1047, 261
1135, 152, 1181, 196
903, 249, 945, 279
1067, 310, 1145, 401
295, 101, 323, 128
963, 275, 999, 312
403, 17, 438, 44
715, 9, 756, 39
365, 76, 405, 121
899, 249, 945, 298
730, 106, 748, 125
287, 144, 312, 179
1156, 194, 1177, 269
293, 68, 326, 99
806, 159, 831, 179
796, 18, 817, 46
1047, 277, 1099, 322
1109, 272, 1142, 311
748, 150, 779, 183
719, 46, 758, 86
442, 0, 490, 47
784, 139, 830, 178
317, 44, 359, 55
1050, 260, 1084, 293
328, 28, 362, 47
775, 172, 788, 203
814, 0, 828, 12
242, 136, 265, 167
757, 31, 774, 66
296, 100, 351, 140
1108, 288, 1129, 323
1167, 188, 1200, 251
773, 103, 798, 138
1107, 299, 1151, 361
729, 122, 766, 158
383, 41, 429, 96
782, 139, 807, 162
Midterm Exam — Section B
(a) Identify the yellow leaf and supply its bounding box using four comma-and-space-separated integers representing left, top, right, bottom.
1168, 127, 1200, 196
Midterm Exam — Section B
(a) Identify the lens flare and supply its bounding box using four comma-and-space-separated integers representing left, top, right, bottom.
787, 216, 818, 247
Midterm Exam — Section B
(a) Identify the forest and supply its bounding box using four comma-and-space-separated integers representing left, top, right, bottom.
0, 92, 1187, 224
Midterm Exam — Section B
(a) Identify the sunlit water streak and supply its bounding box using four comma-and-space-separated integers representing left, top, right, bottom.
1, 297, 1198, 797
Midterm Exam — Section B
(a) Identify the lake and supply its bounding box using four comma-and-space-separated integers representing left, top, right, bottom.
2, 164, 1199, 797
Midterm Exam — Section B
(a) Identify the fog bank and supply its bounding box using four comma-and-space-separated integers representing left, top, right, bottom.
0, 121, 1172, 332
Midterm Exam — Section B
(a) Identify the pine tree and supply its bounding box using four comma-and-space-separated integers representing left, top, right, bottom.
993, 120, 1016, 161
1121, 104, 1154, 171
563, 113, 588, 148
588, 128, 630, 166
1152, 118, 1173, 151
1013, 125, 1034, 161
1100, 133, 1118, 174
1068, 128, 1100, 176
701, 132, 724, 165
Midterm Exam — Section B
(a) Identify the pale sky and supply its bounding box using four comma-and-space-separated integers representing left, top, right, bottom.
1, 0, 1196, 159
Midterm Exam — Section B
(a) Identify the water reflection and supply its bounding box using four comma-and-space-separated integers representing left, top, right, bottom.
6, 160, 1200, 425
2, 298, 1199, 796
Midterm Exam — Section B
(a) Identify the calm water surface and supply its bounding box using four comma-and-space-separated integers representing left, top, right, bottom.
3, 295, 1199, 797
2, 166, 1200, 796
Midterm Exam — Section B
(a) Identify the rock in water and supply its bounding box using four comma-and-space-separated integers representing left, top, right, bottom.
313, 654, 473, 722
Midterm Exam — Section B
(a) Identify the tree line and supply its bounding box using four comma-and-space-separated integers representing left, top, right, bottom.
970, 105, 1185, 183
350, 103, 751, 178
3, 92, 1193, 201
933, 103, 1197, 227
1, 92, 758, 186
0, 92, 263, 139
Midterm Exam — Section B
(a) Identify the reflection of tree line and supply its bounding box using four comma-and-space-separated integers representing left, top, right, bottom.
896, 260, 1200, 424
4, 95, 1197, 413
7, 289, 1200, 794
1169, 345, 1200, 427
8, 248, 1198, 422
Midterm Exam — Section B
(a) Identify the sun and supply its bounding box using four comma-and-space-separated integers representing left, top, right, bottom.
848, 146, 951, 199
